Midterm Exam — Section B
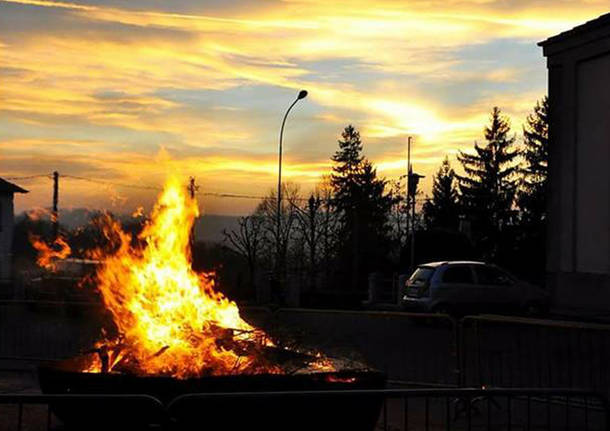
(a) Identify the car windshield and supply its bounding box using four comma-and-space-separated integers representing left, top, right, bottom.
409, 267, 434, 284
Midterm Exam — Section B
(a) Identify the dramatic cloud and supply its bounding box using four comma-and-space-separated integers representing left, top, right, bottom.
1, 0, 608, 214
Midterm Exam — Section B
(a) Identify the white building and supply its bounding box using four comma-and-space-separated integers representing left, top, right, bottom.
540, 13, 610, 312
0, 178, 28, 283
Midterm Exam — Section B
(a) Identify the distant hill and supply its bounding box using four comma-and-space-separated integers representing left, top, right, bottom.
193, 214, 241, 244
16, 208, 241, 245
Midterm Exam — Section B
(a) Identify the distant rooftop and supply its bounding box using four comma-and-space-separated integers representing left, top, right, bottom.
539, 12, 610, 49
0, 178, 29, 194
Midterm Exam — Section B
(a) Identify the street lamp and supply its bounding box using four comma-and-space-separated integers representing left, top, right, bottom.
276, 89, 307, 283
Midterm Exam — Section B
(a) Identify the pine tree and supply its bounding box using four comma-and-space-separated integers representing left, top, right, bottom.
331, 124, 394, 290
518, 97, 548, 226
331, 124, 364, 204
423, 156, 459, 230
457, 107, 519, 242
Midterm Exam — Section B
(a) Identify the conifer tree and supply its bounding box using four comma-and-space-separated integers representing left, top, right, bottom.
518, 97, 548, 226
423, 156, 459, 230
457, 107, 519, 241
331, 125, 394, 290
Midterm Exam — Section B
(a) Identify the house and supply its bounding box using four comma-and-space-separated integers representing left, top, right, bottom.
539, 13, 610, 312
0, 178, 28, 283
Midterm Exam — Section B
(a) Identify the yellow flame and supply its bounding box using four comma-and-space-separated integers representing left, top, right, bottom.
88, 176, 275, 378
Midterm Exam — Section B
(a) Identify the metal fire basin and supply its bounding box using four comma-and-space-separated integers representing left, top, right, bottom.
39, 357, 386, 431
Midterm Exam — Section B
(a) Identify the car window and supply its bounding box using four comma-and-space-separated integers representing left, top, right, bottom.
474, 266, 513, 285
441, 266, 474, 284
409, 267, 434, 284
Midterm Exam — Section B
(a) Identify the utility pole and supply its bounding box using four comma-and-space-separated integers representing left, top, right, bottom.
307, 195, 319, 292
406, 138, 424, 272
405, 136, 412, 243
188, 177, 198, 252
52, 171, 59, 240
410, 185, 416, 272
188, 177, 197, 200
408, 171, 425, 271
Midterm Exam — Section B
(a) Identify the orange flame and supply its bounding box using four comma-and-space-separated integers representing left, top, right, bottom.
30, 235, 71, 271
131, 206, 144, 218
84, 177, 280, 378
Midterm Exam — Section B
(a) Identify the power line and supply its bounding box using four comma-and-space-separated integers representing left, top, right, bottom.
63, 174, 274, 199
198, 191, 336, 203
4, 174, 52, 181
62, 174, 162, 191
6, 172, 428, 203
198, 191, 266, 200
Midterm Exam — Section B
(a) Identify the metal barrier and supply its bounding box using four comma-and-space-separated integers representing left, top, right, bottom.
0, 302, 273, 364
0, 393, 166, 430
460, 315, 610, 393
0, 300, 102, 362
5, 298, 610, 397
1, 389, 607, 430
170, 388, 610, 431
273, 308, 459, 387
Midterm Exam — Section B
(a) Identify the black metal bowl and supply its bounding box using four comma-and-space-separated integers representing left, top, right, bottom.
38, 356, 386, 431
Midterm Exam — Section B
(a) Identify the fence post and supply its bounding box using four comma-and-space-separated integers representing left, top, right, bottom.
455, 317, 464, 387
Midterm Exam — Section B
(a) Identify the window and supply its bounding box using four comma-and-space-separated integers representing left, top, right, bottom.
442, 266, 474, 284
408, 267, 434, 284
474, 266, 513, 285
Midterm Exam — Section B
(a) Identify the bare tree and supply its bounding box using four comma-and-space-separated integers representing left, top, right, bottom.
293, 194, 323, 291
312, 177, 340, 284
222, 214, 265, 294
255, 182, 301, 280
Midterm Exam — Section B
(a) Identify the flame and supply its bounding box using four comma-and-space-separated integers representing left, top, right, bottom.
30, 235, 71, 271
26, 176, 339, 378
131, 206, 144, 218
84, 176, 281, 378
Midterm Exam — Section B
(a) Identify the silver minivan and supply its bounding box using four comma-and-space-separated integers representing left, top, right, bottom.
400, 261, 549, 315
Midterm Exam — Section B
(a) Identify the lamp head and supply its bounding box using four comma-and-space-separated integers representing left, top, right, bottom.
297, 90, 308, 100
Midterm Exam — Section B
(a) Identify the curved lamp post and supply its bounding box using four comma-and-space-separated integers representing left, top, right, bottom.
276, 89, 307, 280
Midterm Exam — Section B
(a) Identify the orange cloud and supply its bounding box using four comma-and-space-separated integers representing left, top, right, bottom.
2, 0, 605, 214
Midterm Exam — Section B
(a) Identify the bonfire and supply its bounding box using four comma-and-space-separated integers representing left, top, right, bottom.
32, 176, 338, 378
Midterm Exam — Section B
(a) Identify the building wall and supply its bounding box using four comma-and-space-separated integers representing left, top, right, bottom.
0, 193, 15, 281
575, 54, 610, 274
544, 26, 610, 311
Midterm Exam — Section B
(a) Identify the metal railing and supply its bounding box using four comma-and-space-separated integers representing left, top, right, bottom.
0, 300, 102, 362
5, 300, 610, 397
0, 393, 166, 430
0, 388, 607, 430
460, 315, 610, 393
272, 308, 459, 387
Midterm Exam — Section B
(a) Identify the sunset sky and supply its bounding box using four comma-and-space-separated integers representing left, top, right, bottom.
1, 0, 608, 216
